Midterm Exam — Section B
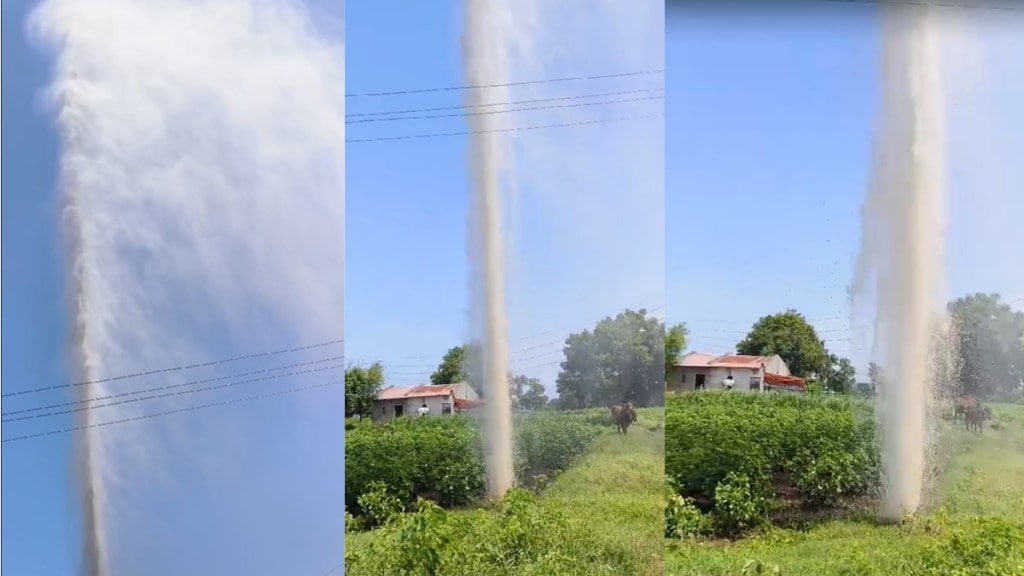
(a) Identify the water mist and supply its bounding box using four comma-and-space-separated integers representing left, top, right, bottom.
462, 0, 515, 499
853, 2, 946, 522
27, 1, 345, 573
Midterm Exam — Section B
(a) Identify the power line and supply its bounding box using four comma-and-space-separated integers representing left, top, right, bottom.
345, 69, 664, 98
1, 380, 341, 445
1, 355, 343, 418
0, 338, 344, 399
2, 359, 344, 423
346, 113, 663, 144
347, 94, 664, 125
346, 87, 664, 119
381, 305, 667, 382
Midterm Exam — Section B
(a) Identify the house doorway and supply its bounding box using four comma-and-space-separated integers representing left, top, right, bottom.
394, 404, 404, 417
695, 374, 706, 390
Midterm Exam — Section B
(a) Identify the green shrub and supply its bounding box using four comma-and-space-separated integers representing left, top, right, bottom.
357, 481, 404, 529
712, 472, 770, 536
666, 481, 710, 538
920, 516, 1024, 576
344, 510, 364, 533
346, 411, 603, 519
665, 392, 880, 520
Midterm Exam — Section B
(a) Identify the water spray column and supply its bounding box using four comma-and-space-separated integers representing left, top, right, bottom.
876, 0, 945, 522
463, 0, 515, 499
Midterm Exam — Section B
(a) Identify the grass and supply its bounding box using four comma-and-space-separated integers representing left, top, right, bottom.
665, 402, 1024, 576
344, 408, 665, 575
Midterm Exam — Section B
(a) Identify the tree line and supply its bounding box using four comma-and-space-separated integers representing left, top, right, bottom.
345, 308, 682, 417
345, 292, 1022, 417
734, 293, 1023, 401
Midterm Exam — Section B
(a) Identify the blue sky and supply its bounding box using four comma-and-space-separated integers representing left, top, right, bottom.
2, 1, 81, 573
667, 3, 879, 373
346, 0, 663, 394
667, 3, 1024, 378
3, 0, 345, 574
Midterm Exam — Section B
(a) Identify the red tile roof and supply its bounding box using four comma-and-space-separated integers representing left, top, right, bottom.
677, 352, 768, 369
378, 384, 456, 400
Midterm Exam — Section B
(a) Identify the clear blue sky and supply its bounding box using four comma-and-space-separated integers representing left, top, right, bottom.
2, 1, 81, 573
667, 3, 1024, 378
667, 3, 879, 374
346, 0, 664, 394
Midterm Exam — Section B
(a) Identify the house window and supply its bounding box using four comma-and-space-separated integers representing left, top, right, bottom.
749, 377, 762, 391
441, 401, 452, 415
681, 373, 687, 383
381, 406, 386, 415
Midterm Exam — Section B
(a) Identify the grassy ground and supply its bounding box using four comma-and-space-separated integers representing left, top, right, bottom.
666, 403, 1024, 576
345, 408, 664, 576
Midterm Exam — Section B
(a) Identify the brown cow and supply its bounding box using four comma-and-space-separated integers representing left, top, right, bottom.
964, 403, 992, 434
953, 395, 977, 421
610, 401, 638, 435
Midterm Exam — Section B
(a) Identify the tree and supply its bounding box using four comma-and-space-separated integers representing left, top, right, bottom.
345, 362, 385, 419
867, 361, 883, 394
509, 374, 549, 412
736, 310, 830, 379
430, 343, 483, 396
665, 323, 688, 381
948, 293, 1024, 400
555, 308, 665, 409
823, 354, 856, 394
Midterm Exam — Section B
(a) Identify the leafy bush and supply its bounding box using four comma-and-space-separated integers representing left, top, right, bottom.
345, 416, 487, 513
919, 515, 1024, 576
346, 410, 603, 519
712, 472, 770, 536
357, 481, 404, 529
347, 486, 632, 576
666, 392, 880, 535
666, 481, 710, 538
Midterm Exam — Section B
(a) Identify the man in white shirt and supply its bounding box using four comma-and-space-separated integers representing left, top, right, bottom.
723, 375, 734, 391
417, 404, 429, 417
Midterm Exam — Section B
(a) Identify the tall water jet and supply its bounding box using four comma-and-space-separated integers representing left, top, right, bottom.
853, 2, 946, 522
462, 0, 515, 499
27, 1, 345, 573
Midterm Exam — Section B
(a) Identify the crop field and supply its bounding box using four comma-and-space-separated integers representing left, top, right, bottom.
664, 392, 1024, 575
344, 407, 665, 575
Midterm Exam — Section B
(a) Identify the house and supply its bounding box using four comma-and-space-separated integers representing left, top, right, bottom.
667, 352, 807, 393
372, 382, 481, 422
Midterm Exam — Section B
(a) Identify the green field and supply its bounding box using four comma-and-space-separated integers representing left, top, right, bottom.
665, 393, 1024, 576
345, 408, 664, 575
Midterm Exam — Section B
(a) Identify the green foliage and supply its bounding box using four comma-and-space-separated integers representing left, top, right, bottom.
431, 344, 478, 394
948, 292, 1024, 401
348, 486, 617, 576
346, 411, 603, 519
665, 392, 880, 535
920, 515, 1024, 576
509, 374, 549, 412
712, 472, 770, 536
357, 481, 405, 529
741, 560, 782, 576
345, 416, 487, 513
345, 510, 364, 534
392, 499, 452, 576
513, 411, 601, 481
556, 308, 666, 409
666, 322, 688, 379
824, 354, 856, 394
345, 362, 385, 418
736, 310, 830, 379
666, 482, 711, 539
